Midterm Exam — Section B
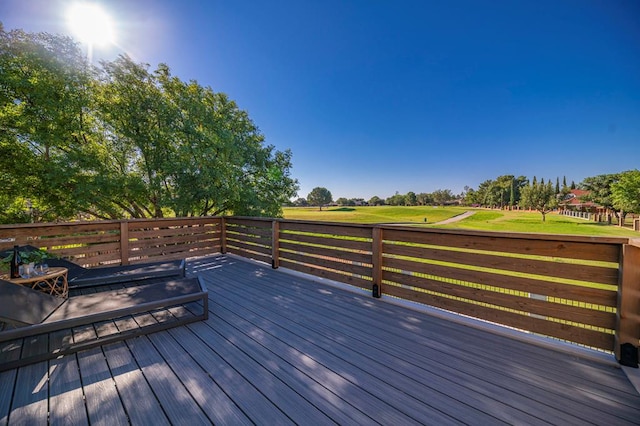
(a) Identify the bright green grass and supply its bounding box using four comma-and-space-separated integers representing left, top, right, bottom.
439, 209, 639, 237
282, 206, 640, 237
282, 206, 469, 224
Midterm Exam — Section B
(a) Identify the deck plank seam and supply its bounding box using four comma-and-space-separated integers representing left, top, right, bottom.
201, 276, 485, 425
206, 272, 600, 424
200, 262, 640, 422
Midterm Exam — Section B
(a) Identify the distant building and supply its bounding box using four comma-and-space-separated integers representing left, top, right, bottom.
559, 189, 604, 213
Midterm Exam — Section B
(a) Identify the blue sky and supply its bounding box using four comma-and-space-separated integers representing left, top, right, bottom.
2, 0, 639, 200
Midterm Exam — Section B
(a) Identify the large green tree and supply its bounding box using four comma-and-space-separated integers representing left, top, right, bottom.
611, 170, 640, 219
579, 173, 623, 225
0, 26, 298, 222
0, 26, 96, 222
405, 191, 417, 206
431, 189, 454, 205
307, 187, 332, 210
368, 195, 384, 206
520, 179, 557, 221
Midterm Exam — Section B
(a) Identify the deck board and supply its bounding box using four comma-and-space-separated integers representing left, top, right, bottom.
48, 330, 87, 426
102, 341, 171, 425
166, 326, 295, 425
211, 262, 640, 423
2, 254, 640, 425
208, 274, 561, 424
205, 279, 499, 425
126, 336, 212, 425
146, 331, 252, 425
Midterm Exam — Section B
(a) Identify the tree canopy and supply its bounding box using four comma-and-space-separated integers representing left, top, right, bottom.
520, 179, 557, 221
0, 26, 298, 223
611, 170, 640, 216
579, 173, 624, 225
307, 187, 332, 210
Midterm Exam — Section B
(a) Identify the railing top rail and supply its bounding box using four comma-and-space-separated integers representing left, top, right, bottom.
231, 216, 630, 245
0, 216, 222, 231
372, 224, 631, 245
228, 216, 375, 229
0, 216, 630, 246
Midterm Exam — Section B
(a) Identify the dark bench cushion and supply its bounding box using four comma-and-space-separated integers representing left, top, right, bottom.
0, 279, 65, 325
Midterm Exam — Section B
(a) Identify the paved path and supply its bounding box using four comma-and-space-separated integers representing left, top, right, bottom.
377, 210, 476, 226
433, 210, 476, 225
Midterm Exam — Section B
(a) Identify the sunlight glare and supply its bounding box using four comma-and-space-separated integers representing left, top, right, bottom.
67, 3, 115, 47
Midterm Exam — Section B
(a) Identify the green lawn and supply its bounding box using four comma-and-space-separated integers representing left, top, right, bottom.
282, 206, 640, 238
282, 206, 468, 224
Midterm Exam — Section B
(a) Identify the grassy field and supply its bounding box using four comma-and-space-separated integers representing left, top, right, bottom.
282, 206, 640, 238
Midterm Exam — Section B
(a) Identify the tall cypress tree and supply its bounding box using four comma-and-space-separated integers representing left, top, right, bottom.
509, 179, 515, 208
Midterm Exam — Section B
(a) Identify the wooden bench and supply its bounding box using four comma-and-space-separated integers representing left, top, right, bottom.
0, 275, 208, 372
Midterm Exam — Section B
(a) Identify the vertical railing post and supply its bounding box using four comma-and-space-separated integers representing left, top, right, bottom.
615, 241, 640, 366
272, 220, 280, 269
220, 217, 227, 254
372, 226, 383, 298
120, 220, 130, 265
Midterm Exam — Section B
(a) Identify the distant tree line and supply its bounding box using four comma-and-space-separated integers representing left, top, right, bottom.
463, 172, 639, 223
290, 170, 640, 225
290, 188, 458, 209
0, 26, 298, 223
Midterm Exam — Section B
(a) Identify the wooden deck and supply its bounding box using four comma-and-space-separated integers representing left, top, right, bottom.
1, 255, 639, 425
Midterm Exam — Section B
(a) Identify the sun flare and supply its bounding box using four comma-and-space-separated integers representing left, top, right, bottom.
67, 3, 115, 47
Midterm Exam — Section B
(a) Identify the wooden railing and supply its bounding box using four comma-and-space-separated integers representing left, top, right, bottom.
0, 217, 222, 266
1, 216, 638, 362
225, 217, 640, 362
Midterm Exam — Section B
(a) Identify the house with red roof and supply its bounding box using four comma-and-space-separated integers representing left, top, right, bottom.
559, 189, 605, 213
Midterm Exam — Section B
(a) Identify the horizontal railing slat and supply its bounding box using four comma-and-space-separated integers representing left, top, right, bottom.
280, 250, 372, 278
385, 258, 616, 306
383, 228, 623, 263
279, 259, 371, 289
280, 232, 371, 252
227, 246, 272, 264
226, 232, 271, 246
384, 285, 614, 350
226, 226, 273, 239
279, 241, 372, 265
383, 270, 616, 329
279, 221, 372, 238
383, 242, 619, 286
225, 217, 273, 229
226, 239, 272, 257
129, 226, 218, 239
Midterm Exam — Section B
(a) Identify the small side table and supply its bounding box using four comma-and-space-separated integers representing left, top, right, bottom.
1, 267, 69, 298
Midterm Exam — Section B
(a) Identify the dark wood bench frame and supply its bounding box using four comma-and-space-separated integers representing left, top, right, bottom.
0, 276, 208, 372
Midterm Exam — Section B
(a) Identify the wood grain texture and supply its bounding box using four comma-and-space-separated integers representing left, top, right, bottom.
383, 270, 616, 329
384, 242, 619, 285
226, 239, 272, 256
384, 285, 614, 350
280, 250, 372, 277
279, 259, 372, 289
279, 221, 373, 238
615, 243, 640, 360
279, 240, 372, 264
280, 231, 371, 251
382, 227, 625, 262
